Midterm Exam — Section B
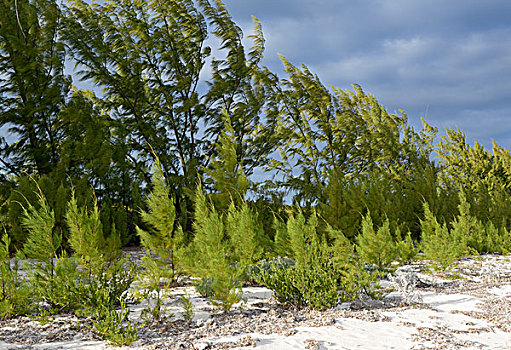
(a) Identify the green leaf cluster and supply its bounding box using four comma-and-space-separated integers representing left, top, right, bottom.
256, 211, 381, 310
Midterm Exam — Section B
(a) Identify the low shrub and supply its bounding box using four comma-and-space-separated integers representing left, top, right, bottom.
420, 202, 467, 268
193, 277, 215, 298
256, 212, 383, 310
356, 214, 399, 270
0, 233, 34, 319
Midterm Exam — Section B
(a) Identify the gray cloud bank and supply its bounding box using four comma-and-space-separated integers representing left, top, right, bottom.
224, 0, 511, 148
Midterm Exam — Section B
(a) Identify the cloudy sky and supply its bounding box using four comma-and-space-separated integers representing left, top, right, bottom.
223, 0, 511, 149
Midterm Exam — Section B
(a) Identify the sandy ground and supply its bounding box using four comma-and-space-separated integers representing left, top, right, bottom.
1, 254, 511, 349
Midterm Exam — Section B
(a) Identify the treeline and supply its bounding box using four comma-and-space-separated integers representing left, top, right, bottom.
1, 0, 511, 254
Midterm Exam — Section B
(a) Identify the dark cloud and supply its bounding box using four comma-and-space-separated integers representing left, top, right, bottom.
224, 0, 511, 149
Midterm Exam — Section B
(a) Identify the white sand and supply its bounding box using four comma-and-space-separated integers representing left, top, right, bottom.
2, 256, 511, 349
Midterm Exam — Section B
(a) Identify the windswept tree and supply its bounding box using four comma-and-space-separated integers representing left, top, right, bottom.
0, 0, 70, 176
63, 0, 273, 196
257, 56, 442, 237
437, 128, 511, 227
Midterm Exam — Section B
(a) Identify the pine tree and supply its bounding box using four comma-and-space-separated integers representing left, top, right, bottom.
0, 0, 70, 176
452, 191, 482, 253
65, 189, 104, 278
63, 0, 273, 209
205, 111, 249, 212
226, 201, 263, 266
285, 211, 312, 266
187, 187, 241, 310
21, 186, 60, 278
327, 225, 355, 270
137, 157, 184, 282
420, 202, 465, 268
395, 229, 418, 263
355, 214, 397, 269
273, 215, 291, 257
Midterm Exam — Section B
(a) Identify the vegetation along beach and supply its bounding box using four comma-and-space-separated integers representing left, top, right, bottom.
0, 0, 510, 349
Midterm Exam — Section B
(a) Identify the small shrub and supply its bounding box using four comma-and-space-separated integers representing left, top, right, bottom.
0, 233, 34, 319
396, 229, 418, 263
193, 277, 215, 298
186, 188, 242, 310
256, 212, 382, 310
420, 202, 467, 268
356, 214, 398, 270
180, 292, 194, 322
91, 301, 138, 346
256, 262, 303, 306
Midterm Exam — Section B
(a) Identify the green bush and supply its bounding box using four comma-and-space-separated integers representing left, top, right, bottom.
136, 157, 185, 320
91, 301, 138, 346
247, 256, 295, 281
420, 202, 467, 268
66, 190, 136, 316
256, 212, 381, 310
356, 214, 399, 270
185, 188, 243, 310
0, 233, 34, 319
395, 229, 418, 263
255, 262, 304, 307
17, 184, 136, 347
192, 277, 215, 298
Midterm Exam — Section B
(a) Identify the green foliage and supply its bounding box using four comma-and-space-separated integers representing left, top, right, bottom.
273, 216, 291, 257
255, 263, 303, 307
449, 190, 511, 255
495, 224, 511, 254
0, 233, 34, 319
206, 112, 250, 211
420, 202, 467, 268
20, 185, 65, 309
437, 129, 511, 228
180, 292, 194, 322
135, 158, 186, 320
0, 0, 70, 176
35, 257, 82, 312
256, 212, 381, 310
135, 263, 169, 321
226, 201, 264, 267
395, 229, 419, 264
193, 277, 215, 299
289, 239, 340, 310
264, 56, 437, 205
185, 185, 270, 309
138, 158, 184, 273
285, 211, 313, 264
247, 256, 295, 281
187, 188, 242, 310
66, 190, 104, 274
21, 186, 61, 266
91, 301, 138, 347
452, 191, 484, 253
2, 0, 511, 329
356, 214, 398, 270
62, 0, 272, 209
14, 181, 135, 326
